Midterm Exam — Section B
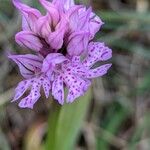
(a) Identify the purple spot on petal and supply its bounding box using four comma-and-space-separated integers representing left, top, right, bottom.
67, 69, 71, 71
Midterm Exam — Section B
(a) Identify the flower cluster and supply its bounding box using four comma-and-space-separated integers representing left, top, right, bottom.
9, 0, 112, 108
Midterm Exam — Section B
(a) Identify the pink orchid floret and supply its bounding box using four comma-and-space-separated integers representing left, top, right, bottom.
13, 0, 103, 56
10, 0, 112, 109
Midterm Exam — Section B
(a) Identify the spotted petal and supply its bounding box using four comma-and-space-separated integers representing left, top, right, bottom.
86, 64, 112, 78
63, 72, 91, 103
41, 76, 51, 98
12, 80, 31, 101
83, 42, 112, 68
52, 75, 64, 105
19, 78, 42, 109
64, 62, 87, 77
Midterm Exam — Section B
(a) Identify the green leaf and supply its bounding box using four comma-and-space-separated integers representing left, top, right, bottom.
45, 89, 92, 150
137, 71, 150, 94
128, 113, 150, 149
97, 11, 150, 23
97, 103, 129, 150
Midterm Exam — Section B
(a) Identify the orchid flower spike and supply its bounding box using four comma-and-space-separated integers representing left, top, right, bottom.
10, 0, 112, 108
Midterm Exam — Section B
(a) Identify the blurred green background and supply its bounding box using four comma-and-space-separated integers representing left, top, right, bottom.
0, 0, 150, 150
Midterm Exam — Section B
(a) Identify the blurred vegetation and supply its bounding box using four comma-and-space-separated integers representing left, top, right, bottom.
0, 0, 150, 150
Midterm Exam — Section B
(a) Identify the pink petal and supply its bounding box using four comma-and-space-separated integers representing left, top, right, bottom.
89, 12, 104, 39
48, 16, 68, 50
39, 0, 60, 26
12, 80, 31, 101
86, 64, 112, 78
67, 6, 92, 32
13, 0, 41, 17
52, 0, 65, 13
64, 0, 75, 10
46, 53, 67, 64
9, 54, 43, 78
42, 53, 67, 72
67, 31, 90, 56
42, 53, 67, 80
36, 14, 52, 38
78, 7, 92, 31
13, 0, 41, 32
67, 5, 83, 31
83, 42, 112, 68
52, 75, 64, 105
15, 31, 43, 51
22, 15, 30, 31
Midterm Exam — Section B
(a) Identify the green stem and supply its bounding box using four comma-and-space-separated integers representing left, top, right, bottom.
45, 89, 92, 150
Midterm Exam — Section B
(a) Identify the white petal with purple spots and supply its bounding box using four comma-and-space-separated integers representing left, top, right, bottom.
12, 80, 31, 102
86, 64, 112, 78
52, 75, 64, 105
63, 72, 90, 103
18, 77, 42, 108
83, 42, 112, 68
42, 76, 51, 98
